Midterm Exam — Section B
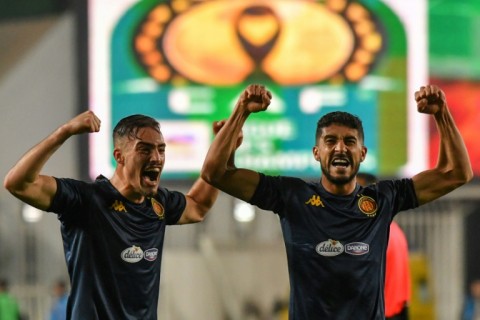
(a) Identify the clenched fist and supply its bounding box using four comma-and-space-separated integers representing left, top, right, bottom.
415, 85, 446, 115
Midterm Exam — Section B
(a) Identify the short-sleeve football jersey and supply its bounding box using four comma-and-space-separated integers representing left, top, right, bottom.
249, 174, 418, 320
47, 175, 185, 320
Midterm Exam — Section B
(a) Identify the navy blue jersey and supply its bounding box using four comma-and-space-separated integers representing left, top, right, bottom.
47, 175, 185, 320
249, 174, 418, 320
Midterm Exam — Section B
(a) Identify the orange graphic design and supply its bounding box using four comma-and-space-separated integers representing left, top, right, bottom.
133, 0, 383, 85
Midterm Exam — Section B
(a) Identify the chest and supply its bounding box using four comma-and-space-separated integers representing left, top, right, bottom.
281, 192, 391, 246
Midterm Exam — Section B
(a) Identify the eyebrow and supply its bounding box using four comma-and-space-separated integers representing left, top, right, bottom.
136, 141, 166, 148
323, 134, 357, 140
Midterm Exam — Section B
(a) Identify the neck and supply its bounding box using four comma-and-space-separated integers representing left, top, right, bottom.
320, 176, 356, 195
110, 173, 145, 204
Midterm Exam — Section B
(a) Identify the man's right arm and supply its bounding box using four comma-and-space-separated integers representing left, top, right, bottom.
3, 111, 101, 210
201, 84, 272, 202
411, 85, 473, 205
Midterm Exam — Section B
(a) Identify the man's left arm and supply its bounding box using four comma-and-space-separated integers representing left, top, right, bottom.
176, 178, 219, 224
412, 85, 473, 205
176, 120, 243, 224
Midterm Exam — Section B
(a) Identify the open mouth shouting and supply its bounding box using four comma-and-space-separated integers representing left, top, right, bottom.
331, 156, 350, 170
142, 167, 161, 187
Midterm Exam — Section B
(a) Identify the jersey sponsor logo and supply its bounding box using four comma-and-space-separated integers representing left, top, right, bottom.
151, 198, 165, 219
345, 242, 369, 255
358, 196, 377, 217
305, 195, 325, 207
121, 246, 159, 263
144, 248, 159, 261
121, 245, 144, 263
316, 239, 344, 256
110, 200, 127, 213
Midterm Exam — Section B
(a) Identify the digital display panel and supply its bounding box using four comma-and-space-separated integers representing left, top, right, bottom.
87, 0, 427, 180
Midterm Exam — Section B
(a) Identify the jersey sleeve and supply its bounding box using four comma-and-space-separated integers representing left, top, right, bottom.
378, 178, 419, 217
156, 187, 186, 225
47, 177, 92, 224
248, 173, 299, 215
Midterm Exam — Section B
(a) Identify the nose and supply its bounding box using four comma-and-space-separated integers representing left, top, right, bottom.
151, 149, 163, 162
334, 141, 347, 152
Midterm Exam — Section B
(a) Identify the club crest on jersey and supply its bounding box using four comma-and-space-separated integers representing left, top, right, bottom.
151, 198, 165, 219
358, 196, 377, 217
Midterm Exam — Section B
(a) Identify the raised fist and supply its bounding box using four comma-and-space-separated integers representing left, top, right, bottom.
415, 85, 446, 115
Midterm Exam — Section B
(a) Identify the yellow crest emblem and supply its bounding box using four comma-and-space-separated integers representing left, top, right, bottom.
151, 198, 165, 220
358, 196, 377, 217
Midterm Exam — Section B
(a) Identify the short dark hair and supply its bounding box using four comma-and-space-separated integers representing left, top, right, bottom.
113, 114, 160, 144
316, 111, 364, 143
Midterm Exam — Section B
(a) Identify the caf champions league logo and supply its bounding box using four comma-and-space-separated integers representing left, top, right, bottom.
132, 0, 384, 86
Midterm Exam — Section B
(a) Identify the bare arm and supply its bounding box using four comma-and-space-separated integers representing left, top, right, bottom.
3, 111, 101, 210
412, 85, 473, 205
201, 84, 272, 202
176, 177, 219, 224
177, 119, 244, 224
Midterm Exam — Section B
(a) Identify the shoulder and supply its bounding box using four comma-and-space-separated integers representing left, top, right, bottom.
260, 173, 311, 186
253, 174, 317, 205
361, 178, 416, 200
155, 186, 184, 200
376, 178, 414, 191
375, 178, 419, 211
54, 177, 95, 195
154, 186, 186, 209
50, 176, 108, 211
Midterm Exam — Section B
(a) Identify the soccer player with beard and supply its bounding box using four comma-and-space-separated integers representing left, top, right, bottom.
3, 112, 224, 319
201, 84, 473, 319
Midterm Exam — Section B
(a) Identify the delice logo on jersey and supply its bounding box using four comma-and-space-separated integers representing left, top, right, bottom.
121, 245, 144, 263
121, 246, 159, 263
316, 240, 369, 257
151, 198, 165, 219
316, 239, 344, 256
357, 195, 377, 217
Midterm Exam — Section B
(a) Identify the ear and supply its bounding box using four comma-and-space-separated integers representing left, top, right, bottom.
312, 146, 320, 162
360, 146, 368, 162
113, 148, 124, 165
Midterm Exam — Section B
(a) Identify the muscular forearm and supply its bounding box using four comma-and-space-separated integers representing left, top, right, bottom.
4, 111, 100, 210
3, 125, 72, 209
187, 178, 219, 212
202, 105, 250, 184
201, 84, 270, 201
177, 178, 220, 224
413, 105, 473, 205
433, 106, 473, 182
7, 126, 70, 185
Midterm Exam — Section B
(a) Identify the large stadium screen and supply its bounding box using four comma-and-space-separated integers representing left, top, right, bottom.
86, 0, 427, 180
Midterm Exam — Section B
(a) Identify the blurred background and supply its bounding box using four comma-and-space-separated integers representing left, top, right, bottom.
0, 0, 479, 319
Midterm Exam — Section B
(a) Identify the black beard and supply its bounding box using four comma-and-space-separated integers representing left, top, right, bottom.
320, 164, 359, 185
